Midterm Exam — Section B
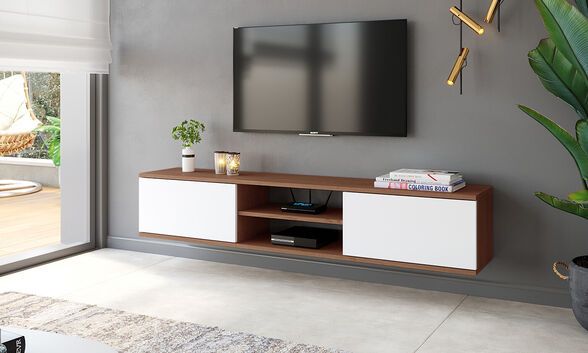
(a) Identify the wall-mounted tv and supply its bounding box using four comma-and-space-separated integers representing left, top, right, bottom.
233, 19, 407, 137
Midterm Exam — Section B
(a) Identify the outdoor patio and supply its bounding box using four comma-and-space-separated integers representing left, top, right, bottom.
0, 187, 60, 257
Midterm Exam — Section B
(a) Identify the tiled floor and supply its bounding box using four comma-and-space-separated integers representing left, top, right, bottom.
0, 249, 586, 353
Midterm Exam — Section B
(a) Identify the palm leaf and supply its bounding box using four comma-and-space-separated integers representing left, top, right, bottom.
48, 137, 60, 167
576, 0, 588, 17
568, 189, 588, 201
535, 0, 588, 80
577, 120, 588, 153
536, 191, 588, 218
529, 38, 588, 119
519, 105, 588, 185
34, 116, 61, 165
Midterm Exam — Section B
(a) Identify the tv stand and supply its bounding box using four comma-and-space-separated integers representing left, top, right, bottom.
139, 168, 493, 276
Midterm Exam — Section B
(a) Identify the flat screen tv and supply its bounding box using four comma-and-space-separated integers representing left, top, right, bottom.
233, 19, 407, 136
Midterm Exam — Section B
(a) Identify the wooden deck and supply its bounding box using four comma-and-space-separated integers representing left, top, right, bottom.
0, 187, 60, 258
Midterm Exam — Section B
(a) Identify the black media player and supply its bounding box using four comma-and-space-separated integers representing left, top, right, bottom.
271, 226, 340, 249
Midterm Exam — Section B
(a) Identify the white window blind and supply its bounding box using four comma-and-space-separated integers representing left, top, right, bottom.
0, 0, 111, 73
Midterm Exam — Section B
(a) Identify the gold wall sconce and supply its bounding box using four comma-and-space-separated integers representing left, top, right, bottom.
447, 47, 469, 86
446, 1, 504, 94
450, 6, 484, 35
485, 0, 503, 30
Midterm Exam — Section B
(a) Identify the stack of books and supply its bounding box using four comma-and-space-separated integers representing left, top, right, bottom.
374, 169, 466, 193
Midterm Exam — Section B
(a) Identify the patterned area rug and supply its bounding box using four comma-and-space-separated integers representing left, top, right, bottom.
0, 292, 346, 353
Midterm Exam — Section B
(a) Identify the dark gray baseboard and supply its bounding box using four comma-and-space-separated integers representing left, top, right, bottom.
108, 236, 570, 308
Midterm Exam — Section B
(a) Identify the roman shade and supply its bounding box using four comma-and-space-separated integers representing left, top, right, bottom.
0, 0, 111, 73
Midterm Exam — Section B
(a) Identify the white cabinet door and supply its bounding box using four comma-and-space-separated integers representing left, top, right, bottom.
343, 192, 477, 270
139, 178, 237, 242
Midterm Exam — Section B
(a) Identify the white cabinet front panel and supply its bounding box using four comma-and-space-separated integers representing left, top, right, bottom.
139, 178, 237, 242
343, 192, 477, 269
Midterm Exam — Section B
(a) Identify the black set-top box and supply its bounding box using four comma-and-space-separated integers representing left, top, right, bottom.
271, 226, 340, 249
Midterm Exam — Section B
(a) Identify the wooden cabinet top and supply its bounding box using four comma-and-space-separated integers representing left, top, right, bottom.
140, 168, 492, 201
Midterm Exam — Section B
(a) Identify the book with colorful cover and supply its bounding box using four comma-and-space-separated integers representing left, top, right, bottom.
374, 180, 466, 193
387, 169, 462, 184
375, 174, 464, 185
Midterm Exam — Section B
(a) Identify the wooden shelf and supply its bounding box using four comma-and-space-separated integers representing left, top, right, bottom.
243, 234, 344, 258
140, 168, 492, 201
140, 232, 477, 276
238, 204, 343, 225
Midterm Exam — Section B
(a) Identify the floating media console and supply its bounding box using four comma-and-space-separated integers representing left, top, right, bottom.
139, 168, 493, 276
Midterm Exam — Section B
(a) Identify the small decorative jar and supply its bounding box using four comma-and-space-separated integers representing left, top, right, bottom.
214, 151, 227, 174
226, 152, 240, 176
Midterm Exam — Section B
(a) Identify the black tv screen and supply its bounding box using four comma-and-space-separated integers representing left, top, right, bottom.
233, 19, 407, 136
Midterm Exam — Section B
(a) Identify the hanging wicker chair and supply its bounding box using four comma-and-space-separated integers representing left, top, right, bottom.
0, 72, 43, 198
0, 72, 41, 156
0, 133, 36, 155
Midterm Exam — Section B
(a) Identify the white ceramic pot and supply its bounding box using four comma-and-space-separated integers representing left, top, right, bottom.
182, 146, 195, 172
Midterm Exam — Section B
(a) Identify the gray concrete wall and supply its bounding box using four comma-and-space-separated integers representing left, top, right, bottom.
108, 0, 584, 306
0, 163, 59, 187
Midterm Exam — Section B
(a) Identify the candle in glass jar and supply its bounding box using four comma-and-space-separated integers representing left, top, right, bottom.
226, 152, 240, 176
214, 151, 227, 174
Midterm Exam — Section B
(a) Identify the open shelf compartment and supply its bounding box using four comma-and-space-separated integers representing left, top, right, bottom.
140, 231, 476, 276
238, 203, 342, 225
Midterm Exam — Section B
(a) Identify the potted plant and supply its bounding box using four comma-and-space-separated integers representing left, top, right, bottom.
519, 0, 588, 329
35, 116, 61, 167
171, 119, 205, 172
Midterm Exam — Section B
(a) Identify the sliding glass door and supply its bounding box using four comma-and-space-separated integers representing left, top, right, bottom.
0, 0, 110, 273
0, 72, 97, 273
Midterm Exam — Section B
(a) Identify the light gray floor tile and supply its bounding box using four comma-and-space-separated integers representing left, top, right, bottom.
416, 296, 587, 353
0, 248, 171, 297
2, 250, 584, 353
64, 256, 465, 353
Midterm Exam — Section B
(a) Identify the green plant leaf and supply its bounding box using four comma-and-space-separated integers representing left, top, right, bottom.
576, 0, 588, 17
48, 137, 60, 167
535, 0, 588, 80
171, 119, 205, 147
577, 120, 588, 154
519, 105, 588, 185
529, 38, 588, 119
46, 116, 60, 127
34, 116, 61, 166
536, 191, 588, 218
568, 189, 588, 201
34, 125, 60, 134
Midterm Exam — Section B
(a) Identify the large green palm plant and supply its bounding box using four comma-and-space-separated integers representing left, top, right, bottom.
520, 0, 588, 219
